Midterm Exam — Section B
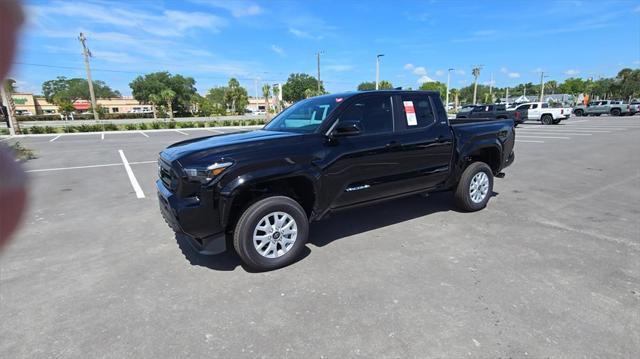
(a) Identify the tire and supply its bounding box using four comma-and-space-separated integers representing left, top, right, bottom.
454, 162, 494, 212
541, 114, 553, 125
611, 108, 621, 116
574, 110, 584, 117
233, 196, 309, 271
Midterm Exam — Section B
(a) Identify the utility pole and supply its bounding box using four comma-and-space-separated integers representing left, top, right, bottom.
472, 65, 483, 104
539, 71, 548, 102
376, 54, 385, 90
445, 68, 454, 110
506, 87, 509, 106
316, 51, 324, 93
78, 32, 99, 121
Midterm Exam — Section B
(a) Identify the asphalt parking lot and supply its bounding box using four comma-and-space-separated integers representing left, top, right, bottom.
1, 117, 639, 358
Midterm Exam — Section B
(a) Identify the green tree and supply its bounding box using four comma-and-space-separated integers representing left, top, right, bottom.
378, 80, 394, 89
283, 73, 325, 103
42, 76, 120, 104
148, 93, 161, 119
129, 72, 197, 114
223, 78, 248, 114
617, 68, 640, 100
558, 77, 587, 97
357, 81, 375, 91
419, 81, 447, 99
160, 89, 176, 120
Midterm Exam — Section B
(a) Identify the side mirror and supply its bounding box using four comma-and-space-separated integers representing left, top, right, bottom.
332, 120, 361, 137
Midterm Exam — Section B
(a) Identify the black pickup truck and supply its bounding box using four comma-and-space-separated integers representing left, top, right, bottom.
456, 104, 510, 120
157, 91, 515, 270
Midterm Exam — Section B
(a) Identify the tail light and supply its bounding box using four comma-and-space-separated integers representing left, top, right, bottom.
515, 112, 521, 120
628, 105, 630, 110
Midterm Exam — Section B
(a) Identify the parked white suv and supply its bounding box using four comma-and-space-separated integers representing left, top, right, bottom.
512, 102, 569, 125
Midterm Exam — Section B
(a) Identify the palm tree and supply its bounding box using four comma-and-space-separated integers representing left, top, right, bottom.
1, 78, 21, 134
148, 93, 160, 119
262, 84, 270, 114
160, 89, 176, 120
450, 88, 460, 110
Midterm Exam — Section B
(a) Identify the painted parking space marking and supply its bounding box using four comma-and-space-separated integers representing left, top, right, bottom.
518, 128, 610, 133
25, 160, 156, 173
206, 128, 224, 133
49, 135, 61, 142
118, 150, 145, 199
519, 131, 592, 136
175, 130, 189, 136
139, 131, 149, 138
515, 139, 545, 143
101, 132, 105, 140
517, 135, 570, 139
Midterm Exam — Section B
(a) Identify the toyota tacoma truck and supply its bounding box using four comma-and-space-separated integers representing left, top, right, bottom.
573, 100, 631, 116
157, 91, 515, 271
511, 102, 570, 125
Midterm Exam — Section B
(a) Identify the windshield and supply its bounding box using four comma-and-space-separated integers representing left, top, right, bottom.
264, 95, 346, 133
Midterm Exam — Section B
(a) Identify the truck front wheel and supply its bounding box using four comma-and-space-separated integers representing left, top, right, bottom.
233, 196, 309, 271
454, 162, 494, 212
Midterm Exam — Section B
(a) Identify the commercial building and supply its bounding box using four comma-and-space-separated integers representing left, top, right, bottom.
10, 93, 151, 115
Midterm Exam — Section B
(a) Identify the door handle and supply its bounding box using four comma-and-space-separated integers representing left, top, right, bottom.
435, 135, 446, 143
386, 140, 401, 149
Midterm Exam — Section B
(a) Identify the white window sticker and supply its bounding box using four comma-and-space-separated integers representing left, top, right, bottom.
403, 101, 417, 126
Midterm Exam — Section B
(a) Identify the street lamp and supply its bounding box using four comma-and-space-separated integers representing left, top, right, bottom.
316, 51, 325, 93
446, 68, 454, 111
376, 54, 385, 90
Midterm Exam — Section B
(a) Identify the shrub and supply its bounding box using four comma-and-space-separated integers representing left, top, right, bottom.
167, 121, 176, 129
150, 121, 162, 129
43, 126, 57, 134
29, 126, 44, 134
103, 123, 118, 131
197, 121, 206, 128
62, 125, 77, 133
0, 128, 9, 135
138, 123, 148, 130
177, 121, 194, 128
125, 124, 137, 130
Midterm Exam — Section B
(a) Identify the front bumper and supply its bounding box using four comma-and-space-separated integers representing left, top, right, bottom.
156, 180, 226, 255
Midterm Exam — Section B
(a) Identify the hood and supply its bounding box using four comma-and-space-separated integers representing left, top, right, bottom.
160, 130, 304, 163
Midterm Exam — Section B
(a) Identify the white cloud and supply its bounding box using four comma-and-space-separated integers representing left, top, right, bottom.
417, 75, 435, 84
435, 69, 444, 76
633, 60, 640, 65
191, 0, 262, 17
565, 69, 580, 75
404, 63, 414, 70
271, 44, 285, 56
413, 66, 427, 76
29, 1, 228, 37
508, 72, 520, 78
500, 67, 508, 73
455, 69, 466, 75
289, 28, 320, 39
326, 65, 354, 72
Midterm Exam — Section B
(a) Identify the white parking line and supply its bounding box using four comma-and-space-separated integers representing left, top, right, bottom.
206, 129, 224, 133
517, 135, 571, 139
101, 132, 105, 140
519, 131, 592, 136
139, 131, 149, 138
49, 135, 61, 142
175, 130, 189, 136
118, 150, 145, 199
516, 139, 545, 143
519, 128, 610, 133
25, 160, 156, 173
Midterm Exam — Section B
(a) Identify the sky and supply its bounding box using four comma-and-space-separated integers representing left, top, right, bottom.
10, 0, 640, 97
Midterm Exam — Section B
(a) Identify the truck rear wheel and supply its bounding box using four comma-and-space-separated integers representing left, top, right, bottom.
574, 110, 584, 116
233, 196, 309, 271
611, 108, 621, 116
541, 114, 553, 125
454, 162, 494, 212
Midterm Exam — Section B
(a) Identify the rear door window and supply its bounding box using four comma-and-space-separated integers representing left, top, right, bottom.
397, 94, 435, 130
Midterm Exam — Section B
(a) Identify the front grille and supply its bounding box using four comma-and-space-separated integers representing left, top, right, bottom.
158, 157, 176, 192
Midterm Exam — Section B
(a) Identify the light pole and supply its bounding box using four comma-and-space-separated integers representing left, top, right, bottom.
539, 71, 549, 102
376, 54, 385, 90
316, 51, 324, 93
445, 68, 454, 110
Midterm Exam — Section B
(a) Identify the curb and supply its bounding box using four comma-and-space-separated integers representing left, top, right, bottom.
0, 125, 264, 139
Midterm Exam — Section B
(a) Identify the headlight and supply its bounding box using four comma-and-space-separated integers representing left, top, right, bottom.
183, 162, 233, 183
